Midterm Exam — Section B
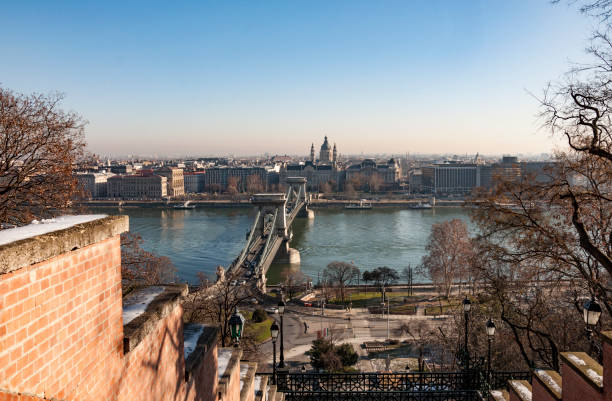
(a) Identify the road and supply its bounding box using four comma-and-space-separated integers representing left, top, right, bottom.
255, 304, 447, 372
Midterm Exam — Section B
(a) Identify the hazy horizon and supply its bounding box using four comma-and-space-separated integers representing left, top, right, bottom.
1, 1, 593, 156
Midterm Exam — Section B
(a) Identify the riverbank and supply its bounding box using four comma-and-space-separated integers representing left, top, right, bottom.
82, 198, 472, 208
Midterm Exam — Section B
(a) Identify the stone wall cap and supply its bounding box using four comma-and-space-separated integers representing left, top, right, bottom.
601, 331, 612, 345
508, 380, 532, 401
560, 351, 603, 391
122, 284, 188, 353
0, 215, 128, 275
184, 323, 220, 380
489, 389, 509, 401
217, 348, 243, 397
534, 369, 562, 400
239, 362, 258, 401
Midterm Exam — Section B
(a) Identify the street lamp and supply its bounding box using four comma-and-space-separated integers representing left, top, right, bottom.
583, 298, 602, 333
229, 308, 245, 347
583, 298, 602, 359
486, 318, 496, 381
278, 300, 286, 368
270, 321, 279, 384
462, 297, 471, 372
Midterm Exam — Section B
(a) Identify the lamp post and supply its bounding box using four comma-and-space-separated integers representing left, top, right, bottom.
278, 300, 286, 368
583, 298, 602, 359
270, 321, 279, 384
462, 297, 471, 372
486, 318, 496, 383
229, 308, 245, 347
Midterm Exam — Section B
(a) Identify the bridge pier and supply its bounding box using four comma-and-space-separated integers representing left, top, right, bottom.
297, 206, 314, 219
274, 242, 301, 264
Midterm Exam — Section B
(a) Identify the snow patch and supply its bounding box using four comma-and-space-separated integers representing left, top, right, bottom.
183, 323, 206, 360
566, 353, 586, 366
240, 363, 249, 391
587, 369, 603, 386
253, 375, 262, 397
535, 370, 561, 394
218, 349, 233, 378
512, 382, 532, 401
122, 286, 165, 325
0, 214, 108, 246
490, 390, 504, 401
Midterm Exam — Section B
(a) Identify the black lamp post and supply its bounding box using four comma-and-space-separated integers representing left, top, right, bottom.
278, 300, 286, 368
486, 318, 496, 382
462, 297, 471, 372
270, 321, 279, 384
229, 308, 245, 347
583, 298, 602, 358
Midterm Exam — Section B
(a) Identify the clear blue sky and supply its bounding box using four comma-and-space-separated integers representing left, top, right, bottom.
0, 1, 595, 157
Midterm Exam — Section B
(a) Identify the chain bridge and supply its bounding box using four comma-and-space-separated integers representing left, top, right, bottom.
227, 177, 311, 291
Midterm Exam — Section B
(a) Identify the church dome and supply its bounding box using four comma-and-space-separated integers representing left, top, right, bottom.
320, 136, 330, 150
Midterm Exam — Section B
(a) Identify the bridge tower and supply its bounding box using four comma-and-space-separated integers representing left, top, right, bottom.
285, 177, 312, 218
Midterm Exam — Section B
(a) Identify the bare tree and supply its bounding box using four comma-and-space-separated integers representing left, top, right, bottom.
368, 173, 383, 192
419, 219, 475, 298
246, 174, 264, 193
281, 269, 308, 299
120, 232, 177, 291
183, 269, 254, 347
226, 176, 240, 196
322, 261, 360, 305
0, 88, 86, 226
320, 181, 332, 194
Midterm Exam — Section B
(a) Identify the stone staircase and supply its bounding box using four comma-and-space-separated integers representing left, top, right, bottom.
487, 331, 612, 401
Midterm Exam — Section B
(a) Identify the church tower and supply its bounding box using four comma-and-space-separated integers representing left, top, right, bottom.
310, 143, 315, 162
333, 143, 337, 163
319, 136, 332, 163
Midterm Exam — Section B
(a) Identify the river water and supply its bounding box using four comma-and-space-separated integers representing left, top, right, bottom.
91, 207, 472, 284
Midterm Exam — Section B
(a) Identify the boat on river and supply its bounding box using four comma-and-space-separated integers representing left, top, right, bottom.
174, 201, 196, 209
409, 202, 432, 209
345, 199, 372, 209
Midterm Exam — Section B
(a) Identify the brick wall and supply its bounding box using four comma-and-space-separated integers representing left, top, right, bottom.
0, 235, 124, 400
118, 305, 184, 401
184, 342, 218, 401
0, 216, 231, 401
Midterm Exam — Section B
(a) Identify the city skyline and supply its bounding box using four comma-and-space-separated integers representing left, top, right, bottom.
0, 1, 593, 156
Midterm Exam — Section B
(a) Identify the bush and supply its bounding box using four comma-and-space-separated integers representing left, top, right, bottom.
252, 308, 268, 323
336, 343, 358, 366
308, 338, 358, 371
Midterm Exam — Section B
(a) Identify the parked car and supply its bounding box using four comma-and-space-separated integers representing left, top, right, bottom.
230, 280, 238, 286
265, 307, 279, 314
238, 280, 246, 285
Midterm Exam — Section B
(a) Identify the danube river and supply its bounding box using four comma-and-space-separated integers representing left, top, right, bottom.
91, 207, 472, 284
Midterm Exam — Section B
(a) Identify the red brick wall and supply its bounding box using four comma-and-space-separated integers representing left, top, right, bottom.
117, 305, 185, 401
0, 236, 124, 401
184, 344, 218, 401
1, 228, 225, 401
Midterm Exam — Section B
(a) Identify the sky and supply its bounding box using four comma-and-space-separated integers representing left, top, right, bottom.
0, 1, 597, 157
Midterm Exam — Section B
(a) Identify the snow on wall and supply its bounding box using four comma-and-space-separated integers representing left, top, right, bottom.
183, 323, 206, 360
0, 215, 108, 246
535, 370, 562, 395
218, 349, 233, 378
122, 286, 166, 325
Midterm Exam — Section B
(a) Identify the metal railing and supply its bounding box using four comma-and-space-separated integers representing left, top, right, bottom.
282, 390, 482, 401
258, 370, 530, 400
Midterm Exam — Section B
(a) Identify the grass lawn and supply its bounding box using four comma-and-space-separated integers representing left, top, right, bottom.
330, 291, 418, 308
424, 303, 459, 316
242, 310, 274, 344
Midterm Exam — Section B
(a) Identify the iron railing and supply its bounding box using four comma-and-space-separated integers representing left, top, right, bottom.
270, 371, 529, 393
276, 372, 470, 392
282, 390, 482, 401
